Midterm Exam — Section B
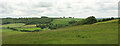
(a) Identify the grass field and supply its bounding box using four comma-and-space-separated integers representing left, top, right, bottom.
0, 23, 25, 28
51, 18, 83, 25
15, 27, 42, 31
2, 29, 14, 32
2, 19, 118, 44
23, 25, 36, 27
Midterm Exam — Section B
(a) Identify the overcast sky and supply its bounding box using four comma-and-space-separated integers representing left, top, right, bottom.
0, 0, 119, 18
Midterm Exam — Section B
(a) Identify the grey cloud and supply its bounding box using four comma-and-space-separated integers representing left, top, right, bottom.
0, 0, 119, 18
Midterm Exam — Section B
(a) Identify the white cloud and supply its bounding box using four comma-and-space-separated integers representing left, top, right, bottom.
0, 0, 119, 18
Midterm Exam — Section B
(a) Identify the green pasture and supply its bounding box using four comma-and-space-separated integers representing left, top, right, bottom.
2, 20, 118, 44
1, 23, 25, 28
51, 18, 83, 25
15, 27, 42, 31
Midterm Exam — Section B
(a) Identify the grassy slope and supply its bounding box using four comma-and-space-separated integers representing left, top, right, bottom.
2, 20, 118, 44
51, 18, 83, 25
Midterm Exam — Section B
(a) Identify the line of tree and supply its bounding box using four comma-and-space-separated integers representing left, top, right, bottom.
2, 17, 54, 25
7, 27, 18, 31
70, 16, 115, 26
7, 27, 41, 32
98, 17, 114, 22
20, 29, 40, 32
36, 24, 68, 30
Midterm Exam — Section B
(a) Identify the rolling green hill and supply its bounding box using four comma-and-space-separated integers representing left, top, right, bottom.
51, 18, 83, 25
2, 19, 118, 44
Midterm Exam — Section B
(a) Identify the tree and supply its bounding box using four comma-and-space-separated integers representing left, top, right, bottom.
85, 16, 97, 24
41, 16, 48, 18
111, 17, 114, 20
98, 20, 102, 22
69, 17, 72, 18
63, 16, 65, 18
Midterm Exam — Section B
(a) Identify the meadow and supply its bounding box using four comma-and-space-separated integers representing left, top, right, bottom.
0, 23, 25, 28
2, 18, 118, 44
51, 18, 83, 25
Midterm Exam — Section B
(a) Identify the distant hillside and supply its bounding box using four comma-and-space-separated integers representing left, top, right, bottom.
51, 18, 83, 25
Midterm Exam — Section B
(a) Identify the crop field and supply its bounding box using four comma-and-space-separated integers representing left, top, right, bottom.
2, 19, 118, 44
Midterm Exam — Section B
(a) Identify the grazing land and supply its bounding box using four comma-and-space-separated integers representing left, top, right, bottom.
51, 18, 83, 25
2, 18, 118, 44
1, 23, 25, 28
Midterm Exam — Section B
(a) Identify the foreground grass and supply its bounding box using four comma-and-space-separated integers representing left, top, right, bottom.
2, 20, 118, 44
